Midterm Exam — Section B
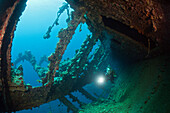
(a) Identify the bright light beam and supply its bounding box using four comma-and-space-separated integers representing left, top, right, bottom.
97, 76, 105, 85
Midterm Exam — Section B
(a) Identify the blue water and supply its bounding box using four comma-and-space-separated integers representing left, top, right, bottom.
12, 0, 105, 112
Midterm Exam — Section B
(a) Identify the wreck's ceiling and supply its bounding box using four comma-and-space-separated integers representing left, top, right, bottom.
66, 0, 170, 59
0, 0, 169, 112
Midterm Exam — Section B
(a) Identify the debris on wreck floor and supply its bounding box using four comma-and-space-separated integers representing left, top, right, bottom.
79, 55, 170, 113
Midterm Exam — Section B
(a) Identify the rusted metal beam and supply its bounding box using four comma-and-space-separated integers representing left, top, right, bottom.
59, 96, 78, 113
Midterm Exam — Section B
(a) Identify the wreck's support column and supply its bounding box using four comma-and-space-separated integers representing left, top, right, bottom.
0, 0, 27, 112
68, 93, 85, 107
59, 96, 79, 113
78, 88, 97, 101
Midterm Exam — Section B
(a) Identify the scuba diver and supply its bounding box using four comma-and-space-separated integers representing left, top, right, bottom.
105, 65, 117, 83
94, 65, 117, 98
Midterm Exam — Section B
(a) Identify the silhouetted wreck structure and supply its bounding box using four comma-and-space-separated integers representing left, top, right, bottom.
0, 0, 169, 113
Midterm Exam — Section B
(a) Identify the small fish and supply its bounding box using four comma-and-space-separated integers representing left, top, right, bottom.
37, 79, 42, 83
79, 28, 82, 32
79, 24, 82, 32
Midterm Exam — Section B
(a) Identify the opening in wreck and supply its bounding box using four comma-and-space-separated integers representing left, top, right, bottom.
11, 0, 92, 86
101, 15, 157, 49
10, 0, 111, 112
0, 0, 169, 113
